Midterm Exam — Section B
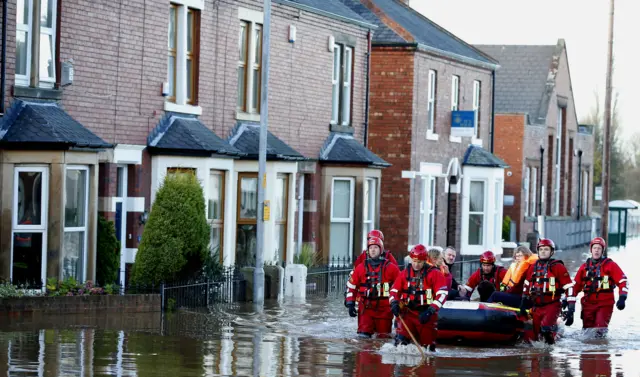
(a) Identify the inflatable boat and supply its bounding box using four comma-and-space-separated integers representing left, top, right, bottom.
436, 300, 527, 345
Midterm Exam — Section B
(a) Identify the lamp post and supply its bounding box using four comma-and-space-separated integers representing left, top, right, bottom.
539, 145, 545, 216
576, 149, 583, 220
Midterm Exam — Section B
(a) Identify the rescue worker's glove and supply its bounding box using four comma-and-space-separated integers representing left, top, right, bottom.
346, 302, 357, 317
391, 300, 401, 317
519, 297, 531, 317
561, 299, 568, 310
564, 304, 575, 327
616, 295, 627, 311
419, 306, 436, 324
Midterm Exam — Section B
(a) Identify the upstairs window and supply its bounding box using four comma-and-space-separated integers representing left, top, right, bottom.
15, 0, 57, 87
331, 43, 353, 127
167, 2, 201, 106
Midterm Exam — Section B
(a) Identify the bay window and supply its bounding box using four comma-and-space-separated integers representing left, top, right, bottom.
419, 177, 436, 246
63, 167, 89, 281
330, 178, 354, 261
208, 171, 225, 261
274, 174, 289, 265
236, 174, 258, 267
468, 180, 486, 246
361, 178, 376, 250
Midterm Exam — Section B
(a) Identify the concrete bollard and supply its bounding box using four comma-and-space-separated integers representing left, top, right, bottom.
284, 264, 307, 299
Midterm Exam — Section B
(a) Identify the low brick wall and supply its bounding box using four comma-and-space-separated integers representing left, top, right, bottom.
0, 294, 161, 315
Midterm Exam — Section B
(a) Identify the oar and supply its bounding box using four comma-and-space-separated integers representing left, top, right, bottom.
398, 314, 426, 364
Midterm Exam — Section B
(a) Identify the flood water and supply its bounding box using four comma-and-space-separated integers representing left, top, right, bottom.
1, 239, 639, 376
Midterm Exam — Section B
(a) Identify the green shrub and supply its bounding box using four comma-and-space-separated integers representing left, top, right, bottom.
502, 215, 512, 242
97, 216, 121, 285
293, 243, 322, 268
131, 172, 209, 285
202, 245, 224, 281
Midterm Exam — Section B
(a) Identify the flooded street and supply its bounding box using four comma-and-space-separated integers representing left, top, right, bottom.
1, 239, 640, 376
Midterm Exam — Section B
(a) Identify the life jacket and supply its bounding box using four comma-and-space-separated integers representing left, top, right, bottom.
501, 255, 538, 290
581, 258, 615, 295
358, 259, 391, 300
529, 259, 564, 300
481, 265, 506, 286
400, 265, 439, 309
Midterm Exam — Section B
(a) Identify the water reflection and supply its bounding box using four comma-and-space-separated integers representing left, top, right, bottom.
0, 242, 638, 376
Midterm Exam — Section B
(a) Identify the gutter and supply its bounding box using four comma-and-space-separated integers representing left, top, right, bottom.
416, 43, 500, 71
1, 0, 7, 114
364, 30, 372, 147
274, 0, 378, 30
490, 69, 496, 153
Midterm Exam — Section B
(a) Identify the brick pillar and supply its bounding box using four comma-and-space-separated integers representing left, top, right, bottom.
98, 163, 118, 221
547, 135, 554, 216
446, 192, 458, 248
568, 137, 574, 217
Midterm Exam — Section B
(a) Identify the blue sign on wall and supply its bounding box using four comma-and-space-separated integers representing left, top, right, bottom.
451, 110, 476, 138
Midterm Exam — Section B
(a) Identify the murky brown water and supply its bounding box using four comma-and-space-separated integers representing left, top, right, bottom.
1, 240, 639, 376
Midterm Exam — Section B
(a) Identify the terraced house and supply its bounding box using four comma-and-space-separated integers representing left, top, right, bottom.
0, 0, 386, 287
342, 0, 507, 262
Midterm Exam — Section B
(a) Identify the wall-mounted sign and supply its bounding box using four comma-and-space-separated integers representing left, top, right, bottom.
451, 110, 476, 138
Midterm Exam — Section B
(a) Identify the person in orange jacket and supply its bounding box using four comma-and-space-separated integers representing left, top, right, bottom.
345, 237, 400, 338
459, 251, 507, 302
487, 246, 538, 307
520, 238, 574, 344
569, 237, 628, 336
389, 244, 448, 352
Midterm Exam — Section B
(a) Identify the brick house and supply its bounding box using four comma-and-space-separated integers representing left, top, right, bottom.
0, 0, 386, 287
341, 0, 507, 260
476, 40, 595, 242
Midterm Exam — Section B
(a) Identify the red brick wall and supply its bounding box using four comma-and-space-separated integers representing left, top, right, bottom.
367, 47, 415, 258
493, 114, 525, 235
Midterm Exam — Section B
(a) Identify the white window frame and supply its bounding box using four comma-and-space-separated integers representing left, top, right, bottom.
523, 167, 530, 217
531, 167, 538, 217
554, 106, 562, 216
236, 8, 263, 122
426, 70, 437, 139
362, 178, 377, 250
473, 80, 481, 140
63, 165, 90, 282
419, 176, 436, 246
15, 0, 57, 88
494, 179, 503, 244
11, 166, 49, 287
165, 0, 203, 116
451, 75, 459, 111
331, 43, 353, 127
330, 177, 355, 261
582, 170, 589, 216
468, 179, 486, 246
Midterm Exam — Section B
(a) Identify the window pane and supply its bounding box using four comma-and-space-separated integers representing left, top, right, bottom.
12, 232, 44, 287
330, 223, 350, 260
419, 180, 425, 243
275, 224, 285, 265
169, 6, 176, 49
427, 103, 434, 130
17, 0, 29, 25
236, 224, 256, 267
63, 231, 84, 280
65, 169, 87, 228
16, 171, 43, 226
16, 31, 28, 76
363, 180, 371, 222
237, 66, 246, 109
210, 226, 221, 254
168, 56, 176, 99
469, 181, 485, 212
332, 180, 351, 219
274, 177, 286, 221
187, 10, 193, 52
469, 214, 483, 245
429, 212, 435, 245
342, 47, 352, 125
208, 174, 223, 220
116, 167, 125, 197
251, 68, 260, 111
40, 33, 54, 79
254, 26, 262, 65
186, 58, 193, 101
41, 0, 54, 28
331, 46, 341, 123
239, 23, 247, 62
430, 179, 436, 211
239, 177, 258, 219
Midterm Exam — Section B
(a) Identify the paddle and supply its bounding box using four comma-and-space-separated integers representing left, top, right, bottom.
398, 314, 426, 364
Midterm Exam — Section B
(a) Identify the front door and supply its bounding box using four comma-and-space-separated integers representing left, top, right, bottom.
12, 166, 49, 289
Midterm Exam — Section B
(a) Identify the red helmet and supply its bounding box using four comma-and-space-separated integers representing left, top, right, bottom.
537, 238, 556, 251
367, 230, 384, 242
409, 244, 428, 261
480, 251, 496, 264
590, 237, 606, 252
367, 237, 384, 254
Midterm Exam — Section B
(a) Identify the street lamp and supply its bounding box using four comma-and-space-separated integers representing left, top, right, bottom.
539, 145, 545, 216
575, 149, 583, 220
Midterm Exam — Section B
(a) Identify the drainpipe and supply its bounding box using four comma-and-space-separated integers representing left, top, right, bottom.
446, 176, 458, 247
1, 0, 7, 114
297, 173, 304, 258
364, 29, 372, 147
539, 145, 545, 217
490, 69, 496, 153
576, 149, 583, 220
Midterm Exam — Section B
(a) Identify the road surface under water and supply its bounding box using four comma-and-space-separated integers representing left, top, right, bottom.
1, 239, 639, 376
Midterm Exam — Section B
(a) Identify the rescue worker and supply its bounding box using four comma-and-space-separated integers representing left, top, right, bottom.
569, 237, 628, 335
389, 244, 448, 352
487, 246, 538, 307
519, 238, 574, 344
345, 236, 400, 338
353, 230, 398, 268
459, 251, 507, 302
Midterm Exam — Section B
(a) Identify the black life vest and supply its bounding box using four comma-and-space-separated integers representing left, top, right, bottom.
480, 265, 506, 286
401, 265, 439, 309
582, 258, 615, 295
529, 259, 564, 298
358, 259, 390, 300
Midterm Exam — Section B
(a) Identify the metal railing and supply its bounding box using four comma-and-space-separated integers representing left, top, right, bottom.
306, 256, 353, 297
161, 267, 246, 310
534, 217, 599, 250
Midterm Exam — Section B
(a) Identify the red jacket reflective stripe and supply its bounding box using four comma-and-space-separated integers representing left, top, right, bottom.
522, 259, 573, 306
346, 259, 400, 307
389, 265, 448, 312
572, 257, 628, 303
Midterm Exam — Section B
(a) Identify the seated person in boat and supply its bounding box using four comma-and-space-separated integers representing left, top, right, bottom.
390, 245, 448, 352
519, 238, 574, 345
345, 236, 400, 338
429, 248, 452, 290
442, 246, 462, 300
487, 246, 538, 307
458, 251, 507, 302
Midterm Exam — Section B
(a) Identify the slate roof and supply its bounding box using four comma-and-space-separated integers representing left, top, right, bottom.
320, 132, 390, 167
228, 122, 306, 161
475, 43, 559, 124
276, 0, 374, 28
340, 0, 498, 67
147, 113, 243, 157
0, 99, 111, 149
462, 145, 509, 168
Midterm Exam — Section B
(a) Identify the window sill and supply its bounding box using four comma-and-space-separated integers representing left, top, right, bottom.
426, 131, 439, 141
13, 85, 63, 100
236, 111, 261, 122
330, 124, 354, 134
471, 138, 483, 147
164, 102, 202, 116
449, 135, 462, 143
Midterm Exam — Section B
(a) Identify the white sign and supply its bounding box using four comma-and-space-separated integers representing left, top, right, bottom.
595, 186, 603, 201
